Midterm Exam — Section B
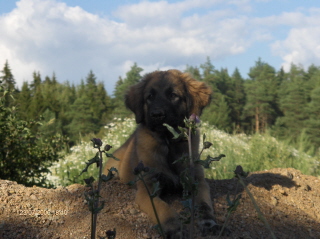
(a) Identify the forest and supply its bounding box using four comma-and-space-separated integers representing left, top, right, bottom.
1, 58, 320, 186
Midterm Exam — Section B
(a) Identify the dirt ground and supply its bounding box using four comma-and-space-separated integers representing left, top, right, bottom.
0, 167, 319, 239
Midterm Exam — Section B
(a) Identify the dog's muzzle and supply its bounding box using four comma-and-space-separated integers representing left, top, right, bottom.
150, 109, 166, 122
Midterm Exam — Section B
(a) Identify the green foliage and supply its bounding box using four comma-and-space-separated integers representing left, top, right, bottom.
202, 94, 232, 132
226, 68, 246, 131
66, 94, 100, 142
185, 65, 201, 81
50, 118, 319, 188
0, 61, 16, 107
16, 82, 32, 119
14, 69, 112, 145
0, 84, 66, 187
201, 123, 319, 179
304, 86, 320, 149
112, 63, 143, 117
243, 59, 278, 133
275, 67, 308, 137
1, 57, 320, 185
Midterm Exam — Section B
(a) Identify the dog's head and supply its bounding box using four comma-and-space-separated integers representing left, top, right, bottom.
125, 69, 212, 131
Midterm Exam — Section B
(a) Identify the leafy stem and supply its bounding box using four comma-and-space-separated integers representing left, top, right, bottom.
82, 138, 117, 239
164, 114, 226, 238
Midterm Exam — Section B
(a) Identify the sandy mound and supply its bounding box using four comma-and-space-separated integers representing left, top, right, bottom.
1, 168, 319, 239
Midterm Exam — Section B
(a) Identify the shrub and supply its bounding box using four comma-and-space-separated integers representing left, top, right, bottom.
0, 86, 66, 187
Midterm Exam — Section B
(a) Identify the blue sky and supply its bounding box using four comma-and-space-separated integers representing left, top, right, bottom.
1, 0, 320, 94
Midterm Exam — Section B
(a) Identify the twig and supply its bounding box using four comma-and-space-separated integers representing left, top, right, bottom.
236, 173, 277, 239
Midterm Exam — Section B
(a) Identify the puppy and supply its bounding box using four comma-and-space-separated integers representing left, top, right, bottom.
104, 70, 216, 238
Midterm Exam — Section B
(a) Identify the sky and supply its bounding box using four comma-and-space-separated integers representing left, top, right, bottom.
1, 0, 320, 95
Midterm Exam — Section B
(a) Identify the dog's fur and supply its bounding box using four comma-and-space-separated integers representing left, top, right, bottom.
103, 69, 216, 237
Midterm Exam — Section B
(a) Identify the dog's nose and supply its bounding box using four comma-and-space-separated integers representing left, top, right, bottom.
150, 109, 165, 120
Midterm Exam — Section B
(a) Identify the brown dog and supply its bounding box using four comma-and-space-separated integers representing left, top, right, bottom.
103, 69, 217, 238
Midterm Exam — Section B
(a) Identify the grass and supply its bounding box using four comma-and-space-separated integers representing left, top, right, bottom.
48, 118, 319, 187
201, 122, 319, 179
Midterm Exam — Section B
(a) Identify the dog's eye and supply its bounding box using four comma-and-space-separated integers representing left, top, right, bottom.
147, 94, 154, 101
169, 93, 179, 101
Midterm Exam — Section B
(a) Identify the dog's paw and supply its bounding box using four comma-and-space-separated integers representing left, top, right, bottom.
166, 229, 188, 239
198, 217, 217, 228
198, 218, 231, 237
163, 218, 188, 239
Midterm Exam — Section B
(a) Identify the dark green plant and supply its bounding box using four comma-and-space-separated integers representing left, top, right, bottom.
81, 138, 119, 239
104, 228, 116, 239
164, 114, 226, 238
0, 82, 67, 188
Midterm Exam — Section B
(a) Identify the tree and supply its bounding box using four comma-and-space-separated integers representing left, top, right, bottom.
200, 56, 215, 79
0, 85, 66, 187
202, 94, 232, 131
16, 82, 32, 120
185, 65, 202, 81
112, 63, 143, 117
213, 68, 232, 95
303, 86, 320, 150
243, 59, 278, 133
29, 72, 45, 119
38, 108, 63, 140
275, 64, 309, 140
41, 73, 61, 119
226, 68, 246, 131
96, 82, 112, 124
83, 71, 111, 123
0, 61, 16, 106
66, 94, 100, 142
58, 82, 76, 137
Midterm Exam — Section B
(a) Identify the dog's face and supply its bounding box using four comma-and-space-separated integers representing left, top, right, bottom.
125, 69, 212, 132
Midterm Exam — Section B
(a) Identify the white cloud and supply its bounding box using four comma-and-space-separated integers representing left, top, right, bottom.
1, 0, 320, 94
272, 27, 320, 71
113, 0, 224, 27
0, 0, 128, 91
0, 0, 257, 93
270, 10, 320, 71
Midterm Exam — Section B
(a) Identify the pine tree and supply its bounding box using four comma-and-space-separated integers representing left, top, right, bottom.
200, 56, 215, 79
29, 71, 45, 119
305, 86, 320, 149
59, 82, 76, 137
96, 82, 112, 124
0, 61, 16, 106
42, 73, 61, 119
214, 68, 232, 95
202, 94, 232, 132
82, 70, 111, 124
85, 70, 99, 117
226, 68, 246, 131
16, 82, 32, 119
66, 94, 100, 142
185, 65, 202, 81
243, 59, 278, 133
113, 63, 143, 117
38, 108, 63, 139
275, 64, 309, 140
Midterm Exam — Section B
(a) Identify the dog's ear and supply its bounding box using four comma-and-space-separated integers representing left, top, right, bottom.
125, 80, 146, 124
183, 73, 212, 116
